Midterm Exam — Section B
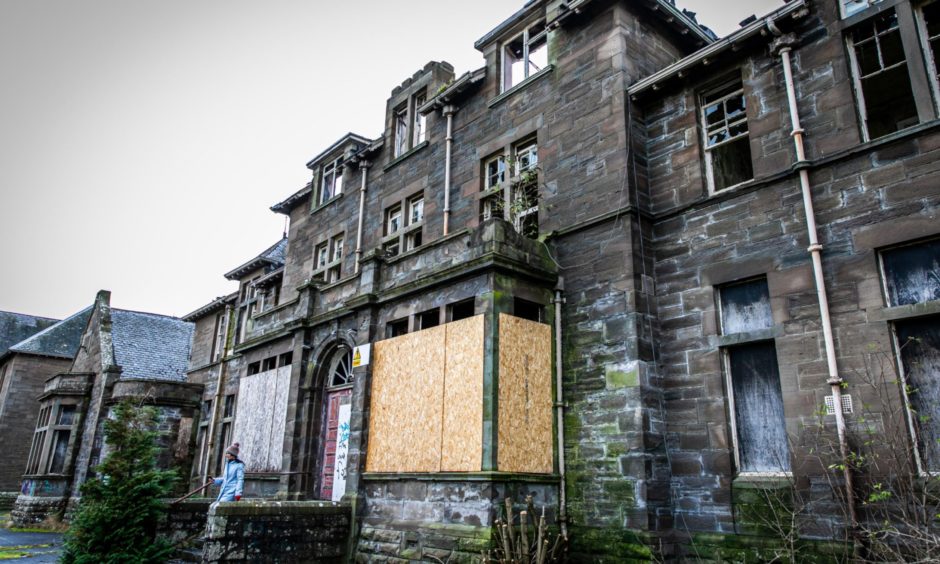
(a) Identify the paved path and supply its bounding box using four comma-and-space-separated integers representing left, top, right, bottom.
0, 527, 63, 563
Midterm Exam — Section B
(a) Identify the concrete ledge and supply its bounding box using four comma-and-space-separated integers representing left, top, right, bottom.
209, 499, 349, 517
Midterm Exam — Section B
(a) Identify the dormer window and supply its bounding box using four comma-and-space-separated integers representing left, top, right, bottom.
503, 21, 548, 92
392, 89, 429, 159
319, 157, 344, 205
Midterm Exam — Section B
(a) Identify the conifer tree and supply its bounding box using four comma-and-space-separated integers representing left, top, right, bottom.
62, 400, 177, 564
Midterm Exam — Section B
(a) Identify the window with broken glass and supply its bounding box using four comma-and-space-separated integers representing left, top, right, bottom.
25, 402, 77, 475
382, 193, 425, 257
404, 195, 423, 252
318, 157, 344, 205
313, 234, 344, 283
502, 21, 548, 92
919, 1, 940, 106
392, 89, 429, 160
194, 399, 212, 478
718, 278, 791, 474
881, 238, 940, 472
848, 9, 921, 140
382, 204, 402, 257
480, 138, 540, 239
701, 81, 753, 193
216, 394, 235, 474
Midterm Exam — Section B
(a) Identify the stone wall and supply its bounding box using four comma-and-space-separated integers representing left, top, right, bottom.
160, 498, 212, 546
202, 500, 350, 563
0, 354, 72, 492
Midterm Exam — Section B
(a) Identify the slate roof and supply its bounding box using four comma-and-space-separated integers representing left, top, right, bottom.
111, 309, 194, 382
0, 310, 61, 358
223, 237, 289, 280
8, 306, 93, 360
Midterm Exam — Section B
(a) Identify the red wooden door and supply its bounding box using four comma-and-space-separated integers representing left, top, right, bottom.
319, 388, 351, 500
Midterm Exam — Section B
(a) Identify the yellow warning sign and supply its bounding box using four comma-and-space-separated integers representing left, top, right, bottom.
352, 349, 362, 367
352, 344, 370, 368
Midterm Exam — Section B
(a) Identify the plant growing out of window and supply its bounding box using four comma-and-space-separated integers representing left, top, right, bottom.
481, 138, 540, 239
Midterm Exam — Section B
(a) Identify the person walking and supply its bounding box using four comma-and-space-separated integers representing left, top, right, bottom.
210, 442, 245, 502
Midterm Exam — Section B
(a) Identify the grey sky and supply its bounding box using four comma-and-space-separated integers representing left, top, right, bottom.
0, 0, 782, 320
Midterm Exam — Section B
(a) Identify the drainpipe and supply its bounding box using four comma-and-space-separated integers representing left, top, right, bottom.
202, 305, 232, 486
354, 161, 370, 273
553, 278, 568, 538
442, 105, 456, 235
769, 21, 858, 528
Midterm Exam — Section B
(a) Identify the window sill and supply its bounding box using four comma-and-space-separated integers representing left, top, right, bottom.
488, 65, 554, 108
383, 140, 429, 172
869, 299, 940, 322
839, 0, 903, 29
310, 193, 343, 215
732, 473, 793, 487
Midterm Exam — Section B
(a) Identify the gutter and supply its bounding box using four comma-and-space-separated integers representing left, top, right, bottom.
628, 0, 808, 98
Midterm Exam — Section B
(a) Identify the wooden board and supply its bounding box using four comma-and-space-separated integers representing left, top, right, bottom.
497, 314, 553, 474
232, 367, 290, 472
441, 315, 485, 472
366, 325, 446, 472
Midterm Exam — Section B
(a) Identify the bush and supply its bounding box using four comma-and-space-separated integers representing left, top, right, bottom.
62, 400, 177, 563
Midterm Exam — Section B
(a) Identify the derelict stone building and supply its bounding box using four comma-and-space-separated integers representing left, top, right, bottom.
9, 291, 201, 525
7, 0, 936, 560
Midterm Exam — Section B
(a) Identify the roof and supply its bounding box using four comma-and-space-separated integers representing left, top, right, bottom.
223, 237, 289, 280
474, 0, 716, 52
111, 309, 194, 382
628, 0, 808, 98
182, 292, 238, 322
419, 67, 487, 114
0, 311, 59, 357
271, 183, 313, 215
8, 306, 93, 360
304, 132, 373, 169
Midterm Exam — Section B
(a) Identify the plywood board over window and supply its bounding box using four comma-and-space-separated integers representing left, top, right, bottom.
441, 315, 484, 472
232, 365, 291, 472
367, 325, 447, 473
498, 314, 553, 474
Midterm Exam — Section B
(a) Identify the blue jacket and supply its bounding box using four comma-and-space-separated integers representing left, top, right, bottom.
214, 458, 245, 502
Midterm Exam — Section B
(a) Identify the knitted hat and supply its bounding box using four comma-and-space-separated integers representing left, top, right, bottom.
225, 442, 240, 457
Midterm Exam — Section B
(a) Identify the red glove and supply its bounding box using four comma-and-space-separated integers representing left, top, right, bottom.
235, 495, 241, 501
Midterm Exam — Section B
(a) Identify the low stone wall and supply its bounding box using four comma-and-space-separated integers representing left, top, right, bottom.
203, 500, 351, 563
161, 498, 213, 545
10, 494, 66, 526
0, 492, 17, 511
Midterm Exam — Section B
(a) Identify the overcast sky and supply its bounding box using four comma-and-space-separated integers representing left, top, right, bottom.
0, 0, 783, 320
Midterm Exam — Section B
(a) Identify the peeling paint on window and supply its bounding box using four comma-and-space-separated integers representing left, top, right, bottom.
720, 279, 773, 335
883, 239, 940, 306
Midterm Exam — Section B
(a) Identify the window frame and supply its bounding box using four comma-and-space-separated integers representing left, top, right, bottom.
916, 0, 940, 114
382, 193, 425, 258
700, 79, 754, 194
501, 20, 549, 93
318, 156, 345, 205
313, 233, 345, 283
480, 137, 540, 238
391, 89, 429, 160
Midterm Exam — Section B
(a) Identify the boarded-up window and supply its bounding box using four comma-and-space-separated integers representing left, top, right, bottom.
896, 317, 940, 471
719, 278, 773, 334
882, 239, 940, 306
727, 342, 791, 473
233, 365, 291, 472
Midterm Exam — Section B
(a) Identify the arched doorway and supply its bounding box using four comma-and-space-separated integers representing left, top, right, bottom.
316, 346, 354, 501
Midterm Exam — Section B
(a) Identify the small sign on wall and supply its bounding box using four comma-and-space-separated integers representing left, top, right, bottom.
352, 344, 371, 368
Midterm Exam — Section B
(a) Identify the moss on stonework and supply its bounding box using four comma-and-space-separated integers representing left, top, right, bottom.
602, 480, 636, 504
605, 367, 639, 389
567, 527, 655, 563
689, 532, 851, 563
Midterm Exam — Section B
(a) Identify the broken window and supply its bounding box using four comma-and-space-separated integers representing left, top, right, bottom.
327, 348, 353, 387
503, 20, 548, 91
725, 342, 791, 473
328, 234, 344, 283
448, 299, 475, 322
394, 105, 409, 158
405, 195, 424, 252
386, 318, 409, 338
319, 157, 344, 204
413, 93, 427, 146
881, 238, 940, 306
211, 311, 227, 362
262, 356, 277, 372
719, 278, 774, 334
480, 139, 540, 239
194, 399, 212, 478
279, 351, 293, 367
849, 9, 920, 140
895, 316, 940, 471
513, 298, 543, 323
383, 205, 403, 258
417, 308, 440, 330
702, 80, 753, 193
922, 2, 940, 90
